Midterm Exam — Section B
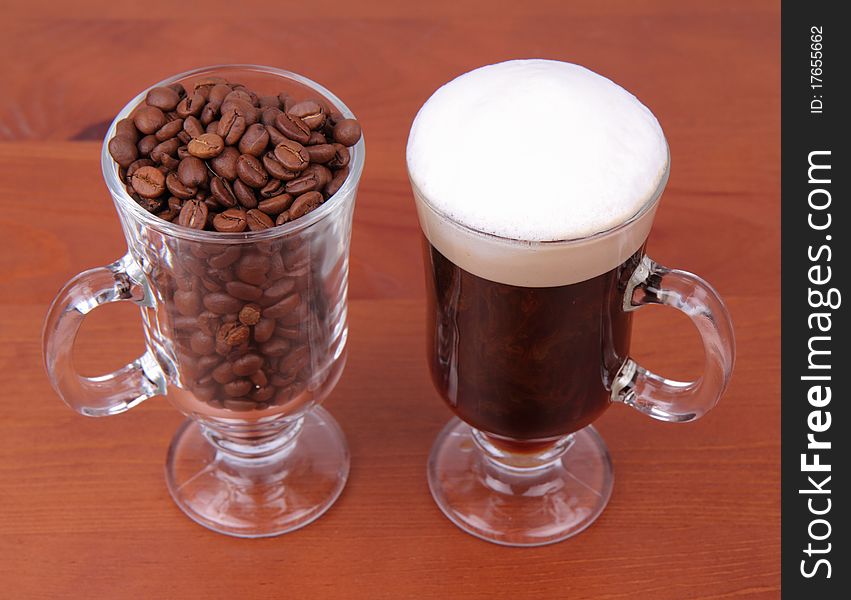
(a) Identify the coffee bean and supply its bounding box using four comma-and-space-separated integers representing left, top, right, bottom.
305, 143, 336, 164
233, 179, 258, 208
264, 294, 301, 319
250, 369, 269, 387
176, 91, 205, 118
224, 399, 256, 411
210, 176, 237, 208
325, 166, 349, 197
155, 118, 184, 142
218, 108, 247, 145
236, 154, 268, 188
265, 123, 289, 147
252, 386, 275, 402
239, 303, 262, 325
134, 105, 167, 134
208, 83, 232, 107
131, 166, 166, 198
208, 246, 241, 269
197, 311, 220, 335
288, 100, 325, 130
262, 151, 299, 180
150, 138, 180, 163
289, 191, 323, 219
246, 209, 274, 231
199, 103, 218, 126
226, 281, 262, 302
190, 330, 215, 354
137, 134, 158, 156
233, 353, 263, 376
178, 199, 209, 230
183, 116, 204, 138
177, 156, 208, 188
260, 338, 290, 357
279, 345, 310, 373
253, 318, 276, 343
197, 354, 221, 374
115, 118, 140, 143
108, 136, 138, 168
213, 208, 248, 233
238, 123, 270, 157
262, 107, 282, 127
167, 172, 196, 199
274, 112, 311, 144
258, 193, 294, 215
126, 158, 154, 179
235, 254, 269, 285
206, 120, 220, 134
285, 164, 330, 195
174, 289, 201, 316
275, 211, 292, 225
222, 379, 252, 398
261, 279, 296, 305
204, 292, 242, 315
260, 179, 285, 199
218, 322, 250, 346
328, 143, 350, 169
212, 362, 236, 384
273, 140, 309, 171
333, 118, 362, 146
146, 86, 181, 111
306, 131, 327, 146
188, 133, 225, 159
210, 146, 240, 180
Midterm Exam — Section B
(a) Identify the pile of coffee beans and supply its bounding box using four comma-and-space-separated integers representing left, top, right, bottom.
108, 77, 361, 231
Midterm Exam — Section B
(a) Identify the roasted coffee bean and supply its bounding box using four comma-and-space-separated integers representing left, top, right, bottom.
208, 83, 232, 107
210, 176, 237, 208
273, 140, 309, 171
235, 254, 269, 285
188, 132, 224, 158
167, 196, 184, 212
325, 166, 349, 197
177, 199, 208, 230
127, 158, 154, 180
218, 322, 250, 346
210, 146, 240, 181
224, 379, 253, 398
177, 130, 192, 144
197, 354, 221, 375
190, 330, 215, 354
213, 208, 248, 233
262, 151, 299, 180
285, 164, 330, 195
183, 115, 205, 138
261, 107, 282, 127
208, 246, 241, 269
199, 103, 218, 126
246, 209, 274, 231
193, 385, 217, 403
306, 131, 327, 146
131, 166, 166, 198
176, 91, 205, 118
253, 318, 276, 343
197, 311, 220, 335
168, 83, 187, 98
328, 143, 350, 169
108, 136, 138, 168
233, 353, 263, 376
226, 281, 262, 302
150, 138, 180, 163
259, 179, 285, 199
137, 134, 158, 156
261, 279, 296, 304
236, 154, 268, 188
156, 207, 179, 222
204, 292, 242, 314
258, 95, 279, 109
288, 100, 325, 130
265, 123, 288, 147
275, 211, 292, 225
155, 117, 183, 142
136, 195, 165, 213
279, 345, 310, 373
134, 105, 167, 134
274, 111, 311, 144
333, 118, 362, 146
218, 108, 247, 145
233, 179, 258, 208
260, 338, 290, 357
166, 172, 196, 199
305, 143, 336, 164
177, 145, 191, 160
258, 193, 294, 215
239, 303, 262, 325
178, 156, 208, 187
238, 123, 270, 156
264, 294, 301, 319
289, 191, 323, 219
173, 289, 201, 316
250, 369, 269, 387
115, 118, 140, 143
146, 86, 181, 111
206, 120, 220, 134
277, 92, 292, 109
212, 362, 236, 384
252, 386, 275, 402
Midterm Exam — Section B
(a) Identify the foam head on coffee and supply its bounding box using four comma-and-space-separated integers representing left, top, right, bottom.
407, 59, 669, 287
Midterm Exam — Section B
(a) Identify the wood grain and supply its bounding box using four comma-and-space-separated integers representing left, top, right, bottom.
0, 0, 779, 598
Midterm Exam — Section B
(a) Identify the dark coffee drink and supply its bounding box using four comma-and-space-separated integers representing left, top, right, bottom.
425, 241, 644, 440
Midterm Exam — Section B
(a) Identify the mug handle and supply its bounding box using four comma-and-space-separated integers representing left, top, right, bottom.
612, 256, 735, 421
43, 253, 167, 416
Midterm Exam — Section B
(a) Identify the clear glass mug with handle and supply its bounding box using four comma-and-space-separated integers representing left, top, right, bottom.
42, 65, 364, 538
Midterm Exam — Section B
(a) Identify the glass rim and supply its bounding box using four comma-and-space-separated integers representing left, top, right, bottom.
411, 145, 670, 247
101, 64, 365, 242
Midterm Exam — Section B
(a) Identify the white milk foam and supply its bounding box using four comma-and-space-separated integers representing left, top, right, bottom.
407, 60, 669, 287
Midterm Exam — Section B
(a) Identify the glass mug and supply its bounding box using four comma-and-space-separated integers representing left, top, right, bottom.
412, 161, 735, 546
42, 65, 364, 538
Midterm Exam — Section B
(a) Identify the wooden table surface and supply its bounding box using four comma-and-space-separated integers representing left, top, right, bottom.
0, 1, 779, 598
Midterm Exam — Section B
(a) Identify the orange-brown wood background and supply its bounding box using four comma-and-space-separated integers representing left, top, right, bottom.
0, 1, 780, 598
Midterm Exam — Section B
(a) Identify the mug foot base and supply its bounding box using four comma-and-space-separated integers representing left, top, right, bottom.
165, 406, 349, 538
427, 419, 613, 546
